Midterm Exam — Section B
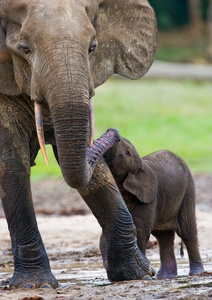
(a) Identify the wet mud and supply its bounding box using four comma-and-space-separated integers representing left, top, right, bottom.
0, 175, 212, 299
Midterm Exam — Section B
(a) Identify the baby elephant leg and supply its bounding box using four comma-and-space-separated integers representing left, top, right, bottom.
152, 230, 177, 279
177, 194, 204, 276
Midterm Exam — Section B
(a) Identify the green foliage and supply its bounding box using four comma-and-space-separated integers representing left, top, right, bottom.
149, 0, 189, 29
149, 0, 209, 30
201, 0, 210, 20
31, 78, 212, 180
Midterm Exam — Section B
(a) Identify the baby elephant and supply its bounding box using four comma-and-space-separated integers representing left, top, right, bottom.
100, 137, 204, 279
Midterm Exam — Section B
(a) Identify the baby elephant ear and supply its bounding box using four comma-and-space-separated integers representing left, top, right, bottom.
90, 0, 157, 88
123, 165, 157, 203
0, 21, 21, 95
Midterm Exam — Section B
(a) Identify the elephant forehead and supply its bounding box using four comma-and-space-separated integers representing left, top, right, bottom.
29, 0, 73, 19
17, 0, 97, 41
1, 0, 97, 28
0, 0, 27, 24
29, 0, 98, 21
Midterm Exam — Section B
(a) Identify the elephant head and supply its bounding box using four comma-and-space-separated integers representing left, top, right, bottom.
104, 137, 157, 203
0, 0, 157, 188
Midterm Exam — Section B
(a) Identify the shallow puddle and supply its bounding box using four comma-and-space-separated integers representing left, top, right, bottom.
54, 261, 109, 287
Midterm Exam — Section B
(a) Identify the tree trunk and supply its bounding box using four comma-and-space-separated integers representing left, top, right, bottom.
187, 0, 202, 26
187, 0, 204, 35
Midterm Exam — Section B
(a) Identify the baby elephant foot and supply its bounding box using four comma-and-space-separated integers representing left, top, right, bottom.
189, 261, 204, 276
156, 269, 177, 280
156, 261, 177, 279
9, 270, 58, 289
106, 247, 154, 282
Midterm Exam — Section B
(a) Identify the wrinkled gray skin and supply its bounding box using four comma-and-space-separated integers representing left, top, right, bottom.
101, 137, 204, 279
0, 0, 157, 288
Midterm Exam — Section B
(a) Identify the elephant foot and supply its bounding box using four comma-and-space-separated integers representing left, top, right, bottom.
8, 270, 58, 289
189, 262, 204, 276
156, 261, 177, 279
106, 247, 154, 282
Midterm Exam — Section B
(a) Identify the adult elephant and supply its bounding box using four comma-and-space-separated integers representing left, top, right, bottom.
0, 0, 157, 288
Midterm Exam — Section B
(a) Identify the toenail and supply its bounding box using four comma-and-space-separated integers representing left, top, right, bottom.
23, 283, 36, 289
40, 283, 52, 288
141, 275, 152, 280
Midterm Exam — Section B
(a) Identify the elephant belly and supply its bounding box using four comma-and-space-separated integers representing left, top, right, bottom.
153, 219, 177, 232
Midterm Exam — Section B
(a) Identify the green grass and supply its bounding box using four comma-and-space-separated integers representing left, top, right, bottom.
31, 146, 61, 180
31, 78, 212, 180
155, 44, 207, 63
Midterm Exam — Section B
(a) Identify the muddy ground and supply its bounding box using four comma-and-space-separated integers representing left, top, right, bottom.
0, 174, 212, 299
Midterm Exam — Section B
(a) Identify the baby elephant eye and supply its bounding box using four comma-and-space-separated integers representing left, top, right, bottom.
125, 150, 130, 156
19, 43, 31, 55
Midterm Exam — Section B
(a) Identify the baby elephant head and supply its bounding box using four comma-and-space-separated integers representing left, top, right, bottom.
104, 137, 157, 204
104, 137, 144, 179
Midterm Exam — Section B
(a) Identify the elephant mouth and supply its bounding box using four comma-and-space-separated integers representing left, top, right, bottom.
34, 97, 95, 165
103, 152, 110, 166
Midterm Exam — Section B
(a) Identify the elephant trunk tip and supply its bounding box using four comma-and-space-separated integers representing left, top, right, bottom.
87, 128, 120, 167
105, 128, 120, 143
63, 128, 120, 189
62, 172, 90, 190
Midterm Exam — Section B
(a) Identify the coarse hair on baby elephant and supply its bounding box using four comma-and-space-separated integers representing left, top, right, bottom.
100, 137, 204, 279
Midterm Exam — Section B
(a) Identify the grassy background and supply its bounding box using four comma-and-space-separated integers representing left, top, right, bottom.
31, 78, 212, 180
155, 43, 207, 63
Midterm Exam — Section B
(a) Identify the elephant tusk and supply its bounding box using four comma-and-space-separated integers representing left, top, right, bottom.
89, 98, 95, 146
34, 102, 49, 166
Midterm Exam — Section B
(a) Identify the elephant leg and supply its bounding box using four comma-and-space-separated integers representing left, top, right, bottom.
152, 230, 177, 279
135, 227, 150, 256
99, 229, 149, 271
100, 215, 156, 276
0, 117, 57, 288
133, 222, 156, 277
176, 193, 204, 276
78, 158, 153, 282
99, 215, 151, 268
99, 232, 107, 268
180, 236, 204, 276
131, 203, 156, 256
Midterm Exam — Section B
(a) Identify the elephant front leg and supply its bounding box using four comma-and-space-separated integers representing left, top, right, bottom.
78, 158, 153, 281
0, 131, 57, 289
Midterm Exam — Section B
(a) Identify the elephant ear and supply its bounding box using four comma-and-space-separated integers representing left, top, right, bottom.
123, 161, 157, 203
90, 0, 157, 88
0, 20, 21, 95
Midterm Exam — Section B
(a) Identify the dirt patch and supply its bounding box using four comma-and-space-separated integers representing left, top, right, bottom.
1, 174, 211, 218
0, 174, 212, 299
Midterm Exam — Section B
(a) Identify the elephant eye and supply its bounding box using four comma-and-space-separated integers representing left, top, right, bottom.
89, 39, 97, 54
125, 150, 130, 156
19, 43, 31, 55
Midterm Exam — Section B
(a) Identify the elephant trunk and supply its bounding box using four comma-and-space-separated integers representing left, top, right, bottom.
49, 94, 120, 188
50, 98, 90, 188
36, 46, 119, 188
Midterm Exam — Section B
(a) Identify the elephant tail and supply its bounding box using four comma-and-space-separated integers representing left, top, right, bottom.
180, 241, 184, 258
